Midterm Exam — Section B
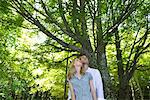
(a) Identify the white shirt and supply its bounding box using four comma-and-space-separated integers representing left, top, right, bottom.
68, 67, 105, 100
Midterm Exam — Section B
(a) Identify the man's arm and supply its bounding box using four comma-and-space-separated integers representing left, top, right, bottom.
95, 70, 105, 100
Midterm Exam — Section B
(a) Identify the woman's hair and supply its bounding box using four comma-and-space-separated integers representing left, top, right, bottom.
67, 58, 85, 80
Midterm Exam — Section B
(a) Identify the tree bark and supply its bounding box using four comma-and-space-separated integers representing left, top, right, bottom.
95, 0, 116, 99
98, 48, 116, 100
118, 80, 130, 100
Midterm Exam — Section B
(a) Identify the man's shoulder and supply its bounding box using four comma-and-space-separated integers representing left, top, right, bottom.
85, 72, 91, 75
89, 67, 99, 72
87, 68, 101, 76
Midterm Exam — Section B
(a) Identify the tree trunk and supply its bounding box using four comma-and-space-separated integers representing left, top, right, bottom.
97, 46, 116, 100
118, 79, 130, 100
95, 0, 116, 99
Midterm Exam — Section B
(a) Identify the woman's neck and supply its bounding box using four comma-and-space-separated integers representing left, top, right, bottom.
75, 72, 81, 79
75, 66, 81, 76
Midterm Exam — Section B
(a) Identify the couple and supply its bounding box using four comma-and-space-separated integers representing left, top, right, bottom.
67, 55, 105, 100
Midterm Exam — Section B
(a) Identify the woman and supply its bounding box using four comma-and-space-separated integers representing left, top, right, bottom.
68, 58, 96, 100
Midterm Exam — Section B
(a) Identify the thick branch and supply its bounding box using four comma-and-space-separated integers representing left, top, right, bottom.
72, 0, 80, 35
55, 54, 79, 63
87, 0, 97, 50
79, 0, 93, 54
43, 43, 75, 52
115, 30, 124, 81
103, 0, 143, 37
58, 0, 72, 33
11, 0, 82, 52
96, 0, 104, 62
26, 0, 82, 43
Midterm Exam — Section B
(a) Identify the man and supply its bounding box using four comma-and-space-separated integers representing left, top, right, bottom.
68, 55, 105, 100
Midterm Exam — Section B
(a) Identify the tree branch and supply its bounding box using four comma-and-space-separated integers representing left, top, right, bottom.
42, 43, 75, 52
55, 54, 79, 63
103, 0, 144, 37
127, 35, 149, 80
57, 0, 72, 33
126, 26, 141, 71
25, 0, 82, 43
10, 0, 82, 52
72, 0, 80, 36
115, 30, 124, 82
79, 0, 93, 53
87, 0, 97, 50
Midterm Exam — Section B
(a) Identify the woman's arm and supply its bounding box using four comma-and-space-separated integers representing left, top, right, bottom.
90, 80, 97, 100
68, 81, 75, 100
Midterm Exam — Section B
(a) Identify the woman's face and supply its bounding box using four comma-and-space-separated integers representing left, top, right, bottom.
74, 58, 82, 67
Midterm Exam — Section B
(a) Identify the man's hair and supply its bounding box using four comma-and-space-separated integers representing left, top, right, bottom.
77, 53, 87, 58
77, 54, 89, 65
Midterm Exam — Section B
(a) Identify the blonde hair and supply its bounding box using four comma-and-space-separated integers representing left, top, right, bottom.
67, 58, 85, 80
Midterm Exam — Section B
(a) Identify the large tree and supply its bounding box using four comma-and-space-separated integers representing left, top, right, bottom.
3, 0, 149, 99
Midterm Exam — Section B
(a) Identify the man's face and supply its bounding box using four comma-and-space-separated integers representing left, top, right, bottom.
79, 55, 89, 64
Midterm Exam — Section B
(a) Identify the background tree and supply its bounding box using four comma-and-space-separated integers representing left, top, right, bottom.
0, 0, 149, 99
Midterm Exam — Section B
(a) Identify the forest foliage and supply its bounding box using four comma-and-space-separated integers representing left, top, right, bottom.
0, 0, 149, 100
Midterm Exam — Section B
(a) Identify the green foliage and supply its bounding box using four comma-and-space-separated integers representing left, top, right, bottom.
0, 25, 67, 99
0, 0, 149, 99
